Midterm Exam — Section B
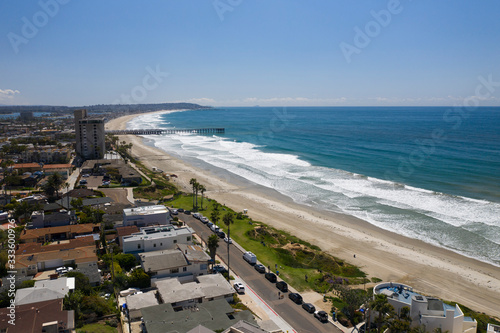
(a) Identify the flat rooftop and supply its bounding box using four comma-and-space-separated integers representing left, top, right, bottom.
123, 225, 193, 241
124, 205, 168, 217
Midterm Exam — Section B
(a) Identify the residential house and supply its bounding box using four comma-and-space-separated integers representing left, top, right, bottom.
373, 283, 477, 333
123, 205, 171, 227
141, 298, 255, 333
13, 244, 97, 278
139, 244, 210, 279
15, 276, 75, 305
126, 291, 159, 319
30, 210, 77, 229
0, 299, 75, 333
122, 225, 194, 254
19, 223, 100, 243
155, 274, 235, 309
116, 225, 139, 249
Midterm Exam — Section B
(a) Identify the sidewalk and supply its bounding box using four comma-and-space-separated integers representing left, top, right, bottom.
194, 234, 295, 333
213, 234, 349, 333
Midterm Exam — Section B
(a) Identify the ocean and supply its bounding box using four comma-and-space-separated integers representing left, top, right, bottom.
129, 107, 500, 267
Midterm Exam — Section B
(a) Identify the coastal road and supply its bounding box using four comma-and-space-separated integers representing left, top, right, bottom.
181, 213, 341, 333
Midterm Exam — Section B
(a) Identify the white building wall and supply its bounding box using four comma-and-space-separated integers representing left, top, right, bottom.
122, 231, 192, 254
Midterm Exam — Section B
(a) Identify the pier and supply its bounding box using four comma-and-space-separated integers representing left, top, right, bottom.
107, 128, 225, 135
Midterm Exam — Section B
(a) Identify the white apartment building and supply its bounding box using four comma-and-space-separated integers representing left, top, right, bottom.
374, 282, 477, 333
123, 205, 171, 227
122, 225, 194, 254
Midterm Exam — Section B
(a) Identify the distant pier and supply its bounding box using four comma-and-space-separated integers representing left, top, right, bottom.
107, 128, 225, 135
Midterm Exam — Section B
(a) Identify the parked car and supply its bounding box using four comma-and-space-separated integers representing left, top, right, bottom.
119, 288, 141, 297
224, 237, 232, 244
254, 264, 266, 273
192, 213, 201, 219
55, 266, 73, 275
276, 281, 288, 292
200, 217, 209, 224
184, 210, 191, 215
207, 222, 214, 229
233, 282, 245, 294
288, 292, 303, 304
314, 310, 328, 322
217, 230, 226, 238
79, 179, 87, 185
170, 209, 178, 215
302, 303, 316, 313
212, 265, 228, 274
210, 224, 220, 233
82, 174, 90, 177
265, 272, 277, 283
177, 208, 184, 213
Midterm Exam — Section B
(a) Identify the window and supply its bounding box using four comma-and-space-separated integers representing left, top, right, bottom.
183, 267, 187, 272
171, 268, 179, 274
173, 240, 177, 243
138, 244, 141, 249
187, 236, 191, 241
153, 244, 156, 247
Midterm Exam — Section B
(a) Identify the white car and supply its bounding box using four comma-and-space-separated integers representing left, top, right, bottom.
233, 282, 245, 293
224, 237, 232, 244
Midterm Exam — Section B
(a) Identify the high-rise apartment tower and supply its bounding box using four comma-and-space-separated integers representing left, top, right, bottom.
74, 109, 105, 160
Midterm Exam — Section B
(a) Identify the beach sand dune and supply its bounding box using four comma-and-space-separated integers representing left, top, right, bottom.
106, 113, 500, 318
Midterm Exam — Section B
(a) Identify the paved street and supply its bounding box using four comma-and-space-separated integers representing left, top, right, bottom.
181, 212, 343, 333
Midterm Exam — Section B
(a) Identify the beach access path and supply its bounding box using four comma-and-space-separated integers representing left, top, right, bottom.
106, 111, 500, 319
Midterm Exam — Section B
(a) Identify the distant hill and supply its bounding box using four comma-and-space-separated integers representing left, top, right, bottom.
0, 102, 210, 114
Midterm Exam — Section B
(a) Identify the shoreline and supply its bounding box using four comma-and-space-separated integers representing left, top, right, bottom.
106, 111, 500, 318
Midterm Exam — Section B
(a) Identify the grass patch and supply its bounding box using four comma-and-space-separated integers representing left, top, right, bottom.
77, 323, 118, 333
169, 195, 366, 294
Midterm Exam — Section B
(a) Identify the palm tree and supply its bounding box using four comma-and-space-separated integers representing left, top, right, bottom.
210, 203, 220, 226
194, 182, 200, 211
189, 178, 197, 210
222, 212, 234, 281
371, 294, 395, 333
207, 234, 219, 270
199, 184, 206, 210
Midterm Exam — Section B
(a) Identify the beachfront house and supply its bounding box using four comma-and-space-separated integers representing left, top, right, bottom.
122, 225, 194, 254
373, 282, 477, 333
123, 205, 171, 227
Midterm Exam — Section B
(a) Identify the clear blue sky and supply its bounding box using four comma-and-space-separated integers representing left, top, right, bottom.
1, 0, 499, 107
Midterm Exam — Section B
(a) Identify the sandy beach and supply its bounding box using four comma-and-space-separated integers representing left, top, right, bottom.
107, 111, 500, 318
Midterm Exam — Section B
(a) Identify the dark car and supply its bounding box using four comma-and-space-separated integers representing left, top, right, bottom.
314, 310, 328, 322
184, 210, 191, 215
177, 208, 184, 213
254, 264, 266, 274
212, 265, 228, 274
265, 272, 277, 283
217, 230, 226, 238
276, 281, 288, 292
302, 302, 315, 313
288, 292, 303, 304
